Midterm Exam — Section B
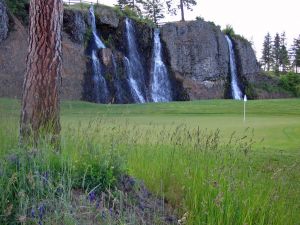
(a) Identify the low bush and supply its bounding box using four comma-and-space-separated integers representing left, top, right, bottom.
279, 72, 300, 96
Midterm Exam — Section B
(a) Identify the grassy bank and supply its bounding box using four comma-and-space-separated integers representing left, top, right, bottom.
0, 98, 299, 224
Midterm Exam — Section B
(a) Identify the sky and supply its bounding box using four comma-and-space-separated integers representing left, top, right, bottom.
85, 0, 300, 59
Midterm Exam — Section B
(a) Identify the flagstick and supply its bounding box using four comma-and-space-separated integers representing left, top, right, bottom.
243, 95, 247, 123
244, 100, 246, 122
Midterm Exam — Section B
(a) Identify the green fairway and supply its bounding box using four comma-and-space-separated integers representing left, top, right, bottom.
0, 98, 300, 224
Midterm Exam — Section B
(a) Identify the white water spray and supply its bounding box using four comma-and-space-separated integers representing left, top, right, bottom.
150, 29, 172, 102
225, 35, 243, 100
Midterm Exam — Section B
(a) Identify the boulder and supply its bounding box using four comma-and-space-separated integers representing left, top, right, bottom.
95, 6, 119, 28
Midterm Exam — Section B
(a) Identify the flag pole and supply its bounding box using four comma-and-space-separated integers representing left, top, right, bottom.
243, 95, 247, 122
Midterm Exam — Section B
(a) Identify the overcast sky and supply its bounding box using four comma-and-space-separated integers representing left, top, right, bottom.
85, 0, 300, 58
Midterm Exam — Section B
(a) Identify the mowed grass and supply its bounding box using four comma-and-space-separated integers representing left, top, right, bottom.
0, 98, 300, 224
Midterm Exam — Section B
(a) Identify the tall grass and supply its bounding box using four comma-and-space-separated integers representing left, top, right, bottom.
0, 99, 299, 224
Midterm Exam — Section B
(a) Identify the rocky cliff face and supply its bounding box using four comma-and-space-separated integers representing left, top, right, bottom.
161, 21, 230, 99
0, 5, 261, 102
0, 0, 8, 42
0, 13, 87, 100
232, 37, 260, 83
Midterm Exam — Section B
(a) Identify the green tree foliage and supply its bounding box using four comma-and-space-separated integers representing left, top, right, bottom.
272, 33, 281, 74
166, 0, 197, 21
140, 0, 165, 24
261, 33, 273, 71
279, 72, 300, 96
117, 0, 142, 15
279, 32, 290, 72
290, 35, 300, 73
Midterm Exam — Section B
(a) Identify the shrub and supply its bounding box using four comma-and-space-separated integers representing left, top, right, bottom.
279, 72, 300, 96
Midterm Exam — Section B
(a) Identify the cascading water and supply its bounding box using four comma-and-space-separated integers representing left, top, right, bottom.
225, 35, 243, 100
124, 18, 147, 103
89, 6, 109, 103
150, 29, 172, 102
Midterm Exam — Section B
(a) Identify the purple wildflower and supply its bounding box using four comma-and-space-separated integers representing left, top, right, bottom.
89, 191, 96, 202
30, 208, 35, 218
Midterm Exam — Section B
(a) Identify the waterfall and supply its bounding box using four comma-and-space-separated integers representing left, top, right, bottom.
124, 18, 147, 103
225, 35, 243, 100
89, 6, 109, 103
124, 57, 145, 103
150, 29, 172, 102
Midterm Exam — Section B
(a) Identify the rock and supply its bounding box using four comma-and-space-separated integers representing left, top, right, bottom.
232, 37, 260, 83
63, 9, 87, 44
161, 20, 229, 82
0, 0, 9, 42
101, 48, 113, 66
95, 6, 119, 28
161, 20, 229, 99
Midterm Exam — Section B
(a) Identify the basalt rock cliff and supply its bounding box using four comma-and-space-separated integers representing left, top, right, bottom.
0, 4, 261, 102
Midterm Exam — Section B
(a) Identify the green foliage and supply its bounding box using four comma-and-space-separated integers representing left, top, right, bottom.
103, 35, 114, 48
5, 0, 29, 24
222, 25, 251, 44
140, 0, 165, 25
279, 72, 300, 96
195, 16, 204, 21
222, 24, 235, 36
244, 83, 258, 99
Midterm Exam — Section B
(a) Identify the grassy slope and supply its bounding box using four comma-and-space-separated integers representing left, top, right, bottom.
1, 98, 300, 224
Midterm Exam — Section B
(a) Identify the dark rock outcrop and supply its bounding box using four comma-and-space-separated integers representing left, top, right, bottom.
232, 37, 260, 83
161, 21, 229, 99
0, 0, 9, 42
95, 6, 119, 28
0, 16, 87, 100
63, 9, 87, 44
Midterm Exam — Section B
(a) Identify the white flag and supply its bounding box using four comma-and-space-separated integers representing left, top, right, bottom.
244, 95, 247, 102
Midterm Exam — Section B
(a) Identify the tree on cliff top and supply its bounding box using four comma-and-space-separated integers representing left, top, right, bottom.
166, 0, 197, 21
20, 0, 63, 149
117, 0, 142, 14
140, 0, 165, 25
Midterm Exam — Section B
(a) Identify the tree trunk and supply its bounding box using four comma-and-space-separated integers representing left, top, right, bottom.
20, 0, 63, 149
180, 0, 185, 21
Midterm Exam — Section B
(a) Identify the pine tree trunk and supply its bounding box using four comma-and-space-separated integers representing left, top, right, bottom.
180, 0, 185, 21
20, 0, 63, 149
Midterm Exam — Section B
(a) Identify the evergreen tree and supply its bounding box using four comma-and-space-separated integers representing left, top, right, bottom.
260, 33, 272, 71
279, 32, 290, 72
140, 0, 165, 24
291, 35, 300, 73
166, 0, 197, 21
272, 33, 281, 74
117, 0, 142, 14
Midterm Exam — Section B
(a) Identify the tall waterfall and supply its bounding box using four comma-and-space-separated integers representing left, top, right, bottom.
225, 35, 243, 100
150, 29, 172, 102
89, 6, 109, 103
125, 18, 146, 103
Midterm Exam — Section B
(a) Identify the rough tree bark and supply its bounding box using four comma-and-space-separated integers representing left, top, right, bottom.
20, 0, 63, 149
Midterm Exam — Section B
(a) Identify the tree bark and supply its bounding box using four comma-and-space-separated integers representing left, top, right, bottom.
20, 0, 63, 149
180, 0, 185, 21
